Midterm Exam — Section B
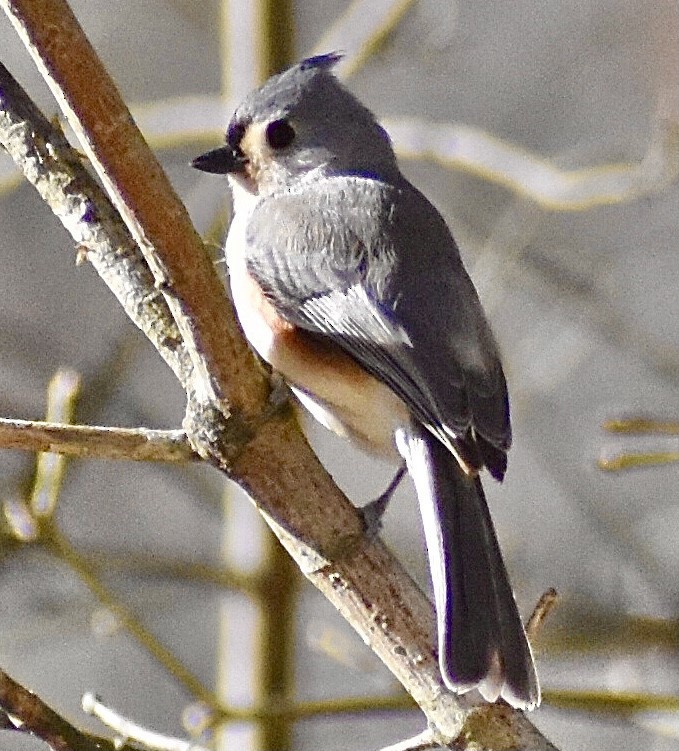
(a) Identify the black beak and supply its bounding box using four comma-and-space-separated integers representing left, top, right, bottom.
191, 145, 247, 175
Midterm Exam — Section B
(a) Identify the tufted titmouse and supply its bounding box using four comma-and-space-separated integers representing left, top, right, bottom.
192, 54, 540, 710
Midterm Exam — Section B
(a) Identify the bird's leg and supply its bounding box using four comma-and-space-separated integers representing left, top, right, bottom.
361, 463, 407, 537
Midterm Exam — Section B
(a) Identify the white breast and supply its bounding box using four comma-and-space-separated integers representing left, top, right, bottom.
224, 181, 276, 361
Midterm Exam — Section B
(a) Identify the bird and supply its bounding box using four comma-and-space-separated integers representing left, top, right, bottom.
192, 53, 540, 710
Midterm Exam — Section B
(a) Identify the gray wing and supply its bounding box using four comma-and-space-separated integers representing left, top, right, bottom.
244, 175, 510, 478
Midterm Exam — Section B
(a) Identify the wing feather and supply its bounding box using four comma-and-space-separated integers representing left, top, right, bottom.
244, 175, 510, 477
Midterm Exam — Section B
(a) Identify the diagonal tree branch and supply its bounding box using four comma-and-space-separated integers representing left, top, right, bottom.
0, 59, 191, 387
0, 2, 558, 748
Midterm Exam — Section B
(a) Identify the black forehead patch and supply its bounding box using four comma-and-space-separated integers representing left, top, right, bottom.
227, 119, 249, 148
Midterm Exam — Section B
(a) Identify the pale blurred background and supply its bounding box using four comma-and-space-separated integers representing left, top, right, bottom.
1, 1, 679, 750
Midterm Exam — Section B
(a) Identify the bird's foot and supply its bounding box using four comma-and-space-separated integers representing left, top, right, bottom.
360, 464, 406, 538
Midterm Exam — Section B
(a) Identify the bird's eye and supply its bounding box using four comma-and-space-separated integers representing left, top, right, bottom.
265, 119, 296, 149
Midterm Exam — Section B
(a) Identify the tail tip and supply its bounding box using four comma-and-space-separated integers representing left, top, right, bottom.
442, 649, 541, 711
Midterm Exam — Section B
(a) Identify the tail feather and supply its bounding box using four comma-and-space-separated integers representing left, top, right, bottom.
396, 426, 540, 710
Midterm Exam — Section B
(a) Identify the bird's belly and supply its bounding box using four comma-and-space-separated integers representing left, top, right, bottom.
288, 378, 407, 460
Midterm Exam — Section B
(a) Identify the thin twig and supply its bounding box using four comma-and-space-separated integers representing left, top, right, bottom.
30, 369, 81, 517
602, 417, 679, 435
543, 689, 679, 716
82, 693, 210, 751
80, 548, 259, 591
597, 451, 679, 472
526, 588, 560, 640
0, 416, 194, 463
